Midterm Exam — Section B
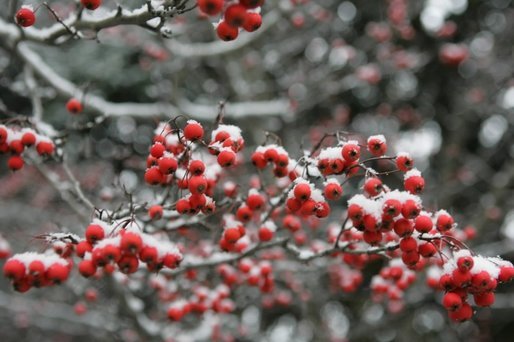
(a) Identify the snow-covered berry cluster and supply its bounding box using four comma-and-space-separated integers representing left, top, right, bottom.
0, 125, 55, 171
197, 0, 264, 41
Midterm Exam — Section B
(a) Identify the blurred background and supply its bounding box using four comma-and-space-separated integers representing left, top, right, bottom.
0, 0, 513, 341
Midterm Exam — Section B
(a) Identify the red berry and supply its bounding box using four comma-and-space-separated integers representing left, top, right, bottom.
414, 214, 433, 233
139, 246, 158, 264
363, 230, 382, 245
0, 127, 8, 143
36, 141, 55, 156
217, 21, 239, 41
189, 194, 206, 210
294, 183, 311, 201
457, 256, 474, 272
66, 98, 83, 114
236, 206, 253, 222
348, 204, 364, 221
3, 259, 26, 280
364, 177, 383, 196
401, 251, 420, 266
217, 150, 236, 167
404, 175, 425, 194
188, 160, 205, 175
197, 0, 223, 15
418, 242, 437, 258
367, 136, 387, 156
145, 167, 165, 185
394, 218, 414, 237
120, 232, 143, 253
452, 269, 472, 288
189, 176, 208, 194
251, 152, 267, 169
473, 292, 495, 307
436, 212, 454, 232
148, 205, 163, 220
243, 12, 262, 32
167, 307, 184, 321
150, 143, 165, 158
315, 201, 331, 218
499, 266, 514, 283
81, 0, 102, 10
224, 228, 241, 243
396, 154, 414, 171
15, 7, 36, 27
442, 292, 462, 312
78, 260, 97, 278
383, 199, 401, 217
158, 157, 178, 174
176, 198, 191, 214
399, 236, 417, 252
7, 156, 24, 171
448, 302, 472, 322
324, 182, 343, 201
258, 227, 274, 241
117, 255, 139, 274
76, 241, 93, 257
342, 142, 361, 162
224, 5, 247, 27
300, 199, 316, 216
21, 132, 36, 146
85, 224, 105, 244
247, 193, 265, 210
46, 263, 70, 284
401, 199, 420, 219
183, 121, 204, 141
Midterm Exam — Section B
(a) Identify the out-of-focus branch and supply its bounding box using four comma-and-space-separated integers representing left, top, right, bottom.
12, 43, 290, 119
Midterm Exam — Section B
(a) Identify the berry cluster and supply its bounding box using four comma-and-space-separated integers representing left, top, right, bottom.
77, 219, 183, 277
3, 252, 71, 292
432, 250, 514, 321
0, 125, 55, 171
197, 0, 264, 41
286, 179, 330, 218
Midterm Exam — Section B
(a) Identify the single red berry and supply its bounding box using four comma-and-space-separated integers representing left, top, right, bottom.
76, 241, 93, 257
363, 230, 382, 245
401, 199, 420, 219
404, 175, 425, 194
224, 4, 247, 27
46, 263, 70, 284
394, 218, 414, 237
442, 292, 463, 312
176, 198, 191, 214
66, 98, 83, 114
348, 203, 364, 221
197, 0, 223, 15
189, 176, 208, 194
150, 143, 165, 158
85, 224, 105, 244
364, 177, 383, 197
258, 227, 274, 241
436, 212, 454, 232
414, 214, 433, 233
251, 152, 267, 169
383, 199, 401, 217
148, 205, 163, 220
217, 150, 236, 167
21, 132, 36, 146
342, 143, 360, 162
188, 160, 205, 175
324, 182, 343, 201
183, 121, 204, 141
247, 193, 265, 210
367, 135, 387, 156
158, 157, 178, 174
120, 232, 143, 253
189, 194, 206, 210
418, 242, 437, 258
294, 183, 311, 201
399, 236, 417, 252
144, 167, 165, 185
0, 126, 8, 143
78, 260, 97, 278
224, 228, 241, 243
300, 199, 317, 216
217, 21, 239, 41
315, 201, 331, 218
457, 256, 474, 272
243, 12, 262, 32
473, 292, 495, 307
36, 141, 55, 156
396, 153, 414, 171
167, 307, 184, 321
117, 255, 139, 274
139, 246, 159, 265
448, 302, 472, 322
452, 269, 472, 288
3, 259, 26, 280
15, 7, 36, 27
7, 155, 24, 171
81, 0, 102, 10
